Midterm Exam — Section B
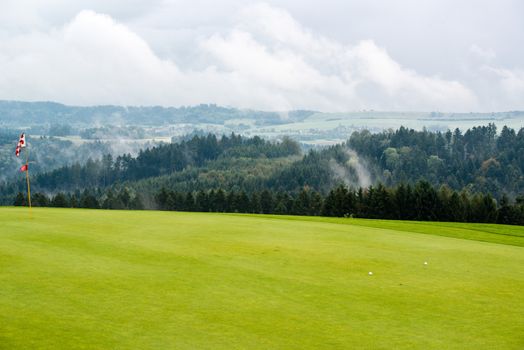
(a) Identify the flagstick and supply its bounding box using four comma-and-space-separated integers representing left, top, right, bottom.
25, 147, 32, 210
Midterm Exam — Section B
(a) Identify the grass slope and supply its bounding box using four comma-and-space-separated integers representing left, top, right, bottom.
0, 208, 523, 349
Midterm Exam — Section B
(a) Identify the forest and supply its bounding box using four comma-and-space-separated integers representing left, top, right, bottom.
3, 124, 524, 224
13, 180, 524, 225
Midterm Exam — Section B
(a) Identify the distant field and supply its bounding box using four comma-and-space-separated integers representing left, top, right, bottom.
252, 111, 524, 140
0, 208, 523, 349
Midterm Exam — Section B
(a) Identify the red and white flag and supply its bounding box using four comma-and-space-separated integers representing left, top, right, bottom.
19, 164, 28, 172
15, 133, 26, 157
18, 133, 26, 148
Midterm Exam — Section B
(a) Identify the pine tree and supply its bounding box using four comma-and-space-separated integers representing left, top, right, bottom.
237, 191, 250, 213
414, 180, 440, 221
155, 187, 169, 210
32, 193, 50, 207
52, 193, 69, 208
260, 190, 274, 214
130, 194, 144, 210
195, 191, 209, 212
215, 189, 226, 212
184, 192, 195, 212
321, 190, 336, 216
250, 192, 262, 214
13, 192, 26, 206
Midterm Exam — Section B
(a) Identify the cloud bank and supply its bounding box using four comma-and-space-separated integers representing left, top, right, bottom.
0, 2, 522, 112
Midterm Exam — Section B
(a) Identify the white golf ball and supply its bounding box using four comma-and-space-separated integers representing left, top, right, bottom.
368, 271, 373, 275
424, 261, 428, 265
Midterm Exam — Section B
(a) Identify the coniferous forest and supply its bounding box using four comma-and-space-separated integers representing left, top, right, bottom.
4, 124, 524, 225
13, 180, 524, 225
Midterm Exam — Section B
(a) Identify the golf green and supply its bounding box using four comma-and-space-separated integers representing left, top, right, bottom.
1, 208, 523, 349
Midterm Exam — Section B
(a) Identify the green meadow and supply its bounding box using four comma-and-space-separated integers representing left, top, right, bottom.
0, 208, 523, 349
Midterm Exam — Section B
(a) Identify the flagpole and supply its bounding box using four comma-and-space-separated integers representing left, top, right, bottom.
25, 147, 32, 209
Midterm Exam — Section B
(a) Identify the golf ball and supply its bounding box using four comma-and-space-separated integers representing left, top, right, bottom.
368, 272, 373, 275
424, 261, 428, 265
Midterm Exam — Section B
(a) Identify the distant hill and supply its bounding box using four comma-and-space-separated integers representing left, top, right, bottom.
1, 100, 522, 146
0, 100, 313, 127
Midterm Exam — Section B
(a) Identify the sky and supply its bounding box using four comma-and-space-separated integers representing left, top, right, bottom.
0, 0, 523, 112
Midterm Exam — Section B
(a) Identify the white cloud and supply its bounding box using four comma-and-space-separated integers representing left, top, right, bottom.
0, 2, 522, 112
494, 68, 524, 97
478, 66, 524, 109
350, 40, 477, 110
470, 44, 496, 62
0, 10, 181, 105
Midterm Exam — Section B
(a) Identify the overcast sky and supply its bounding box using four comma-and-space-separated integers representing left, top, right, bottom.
0, 0, 523, 112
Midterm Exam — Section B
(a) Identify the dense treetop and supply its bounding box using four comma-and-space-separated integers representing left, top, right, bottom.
348, 124, 524, 197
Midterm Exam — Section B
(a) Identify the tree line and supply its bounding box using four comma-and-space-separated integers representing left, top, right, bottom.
14, 180, 524, 225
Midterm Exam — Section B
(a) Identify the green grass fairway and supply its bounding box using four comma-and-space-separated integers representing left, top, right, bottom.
1, 208, 523, 349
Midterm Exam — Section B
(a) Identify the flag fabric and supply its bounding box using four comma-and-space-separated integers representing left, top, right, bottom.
20, 164, 28, 172
18, 133, 26, 148
15, 133, 26, 157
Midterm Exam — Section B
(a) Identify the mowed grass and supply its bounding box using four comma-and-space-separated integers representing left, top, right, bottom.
0, 208, 523, 349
